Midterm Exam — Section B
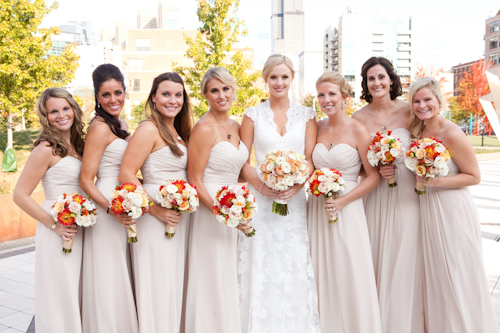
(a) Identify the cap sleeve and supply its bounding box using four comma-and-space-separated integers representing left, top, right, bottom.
306, 107, 316, 121
244, 105, 258, 121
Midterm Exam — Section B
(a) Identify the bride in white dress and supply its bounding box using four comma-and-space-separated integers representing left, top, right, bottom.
238, 54, 320, 333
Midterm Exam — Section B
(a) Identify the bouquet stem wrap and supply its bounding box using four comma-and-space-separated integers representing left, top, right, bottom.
415, 181, 426, 195
328, 212, 338, 224
272, 199, 289, 216
165, 225, 176, 238
388, 175, 397, 188
127, 224, 138, 243
63, 238, 73, 253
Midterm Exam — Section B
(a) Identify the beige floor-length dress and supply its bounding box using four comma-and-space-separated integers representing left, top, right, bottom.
307, 143, 381, 333
82, 139, 139, 333
132, 144, 190, 332
421, 158, 498, 333
183, 141, 248, 333
36, 157, 84, 333
363, 128, 425, 333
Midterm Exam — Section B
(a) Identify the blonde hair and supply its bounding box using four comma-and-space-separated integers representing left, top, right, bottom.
262, 54, 295, 81
34, 88, 85, 157
408, 77, 446, 140
200, 67, 237, 99
316, 71, 352, 99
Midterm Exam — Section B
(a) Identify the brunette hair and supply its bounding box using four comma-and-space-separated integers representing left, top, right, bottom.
262, 54, 295, 80
34, 88, 85, 157
408, 77, 446, 140
316, 71, 352, 99
145, 72, 193, 157
360, 57, 402, 103
92, 64, 129, 139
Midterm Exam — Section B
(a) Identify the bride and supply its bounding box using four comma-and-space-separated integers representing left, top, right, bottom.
238, 54, 320, 333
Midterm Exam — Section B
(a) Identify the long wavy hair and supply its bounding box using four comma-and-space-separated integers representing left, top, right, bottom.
145, 72, 193, 158
360, 57, 402, 103
408, 77, 446, 140
34, 88, 85, 157
92, 64, 129, 139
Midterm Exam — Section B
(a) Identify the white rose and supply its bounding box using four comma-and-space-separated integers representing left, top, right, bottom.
161, 198, 173, 208
128, 192, 143, 208
338, 177, 345, 185
89, 214, 97, 226
322, 169, 334, 177
281, 162, 292, 174
57, 194, 65, 203
119, 189, 129, 198
275, 156, 286, 165
166, 184, 178, 194
389, 148, 400, 158
404, 157, 417, 172
435, 144, 446, 153
63, 196, 73, 204
433, 156, 446, 169
221, 206, 230, 214
299, 164, 306, 171
129, 206, 142, 219
275, 183, 288, 191
229, 211, 243, 220
216, 215, 226, 224
82, 200, 95, 211
68, 201, 81, 214
318, 182, 330, 194
266, 163, 276, 172
439, 165, 449, 177
247, 193, 254, 202
292, 171, 304, 182
367, 151, 379, 167
226, 218, 239, 227
331, 182, 341, 192
174, 193, 182, 201
230, 205, 243, 214
75, 216, 85, 226
285, 175, 294, 186
318, 175, 327, 182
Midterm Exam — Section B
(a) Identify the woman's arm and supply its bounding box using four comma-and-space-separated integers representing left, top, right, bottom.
324, 123, 381, 213
13, 144, 77, 240
417, 123, 480, 188
187, 122, 216, 211
118, 121, 180, 226
80, 120, 134, 224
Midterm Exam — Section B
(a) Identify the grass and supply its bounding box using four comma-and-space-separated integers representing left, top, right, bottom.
467, 135, 500, 147
474, 148, 500, 154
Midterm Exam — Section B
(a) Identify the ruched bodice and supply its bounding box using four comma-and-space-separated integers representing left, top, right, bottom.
202, 141, 248, 185
96, 139, 128, 179
141, 144, 187, 184
447, 158, 460, 176
312, 143, 361, 183
41, 157, 82, 201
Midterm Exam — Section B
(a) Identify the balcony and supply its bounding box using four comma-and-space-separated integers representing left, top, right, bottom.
397, 53, 412, 59
398, 44, 411, 52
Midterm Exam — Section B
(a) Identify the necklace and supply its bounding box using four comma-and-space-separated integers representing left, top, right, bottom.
212, 113, 232, 139
328, 125, 337, 148
374, 111, 388, 131
176, 136, 182, 141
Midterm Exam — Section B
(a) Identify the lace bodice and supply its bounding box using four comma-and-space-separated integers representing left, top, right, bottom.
245, 100, 315, 167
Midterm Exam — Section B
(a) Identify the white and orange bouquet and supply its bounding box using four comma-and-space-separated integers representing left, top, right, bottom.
110, 183, 152, 243
50, 192, 97, 253
367, 131, 406, 187
156, 179, 199, 237
404, 137, 452, 195
213, 185, 258, 237
307, 168, 345, 223
259, 149, 308, 216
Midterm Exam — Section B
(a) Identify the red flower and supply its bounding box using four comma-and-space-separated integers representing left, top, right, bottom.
121, 183, 137, 192
58, 209, 75, 225
220, 192, 236, 208
111, 197, 125, 215
73, 194, 85, 204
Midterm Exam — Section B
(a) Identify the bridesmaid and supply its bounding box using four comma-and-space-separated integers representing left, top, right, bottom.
14, 88, 85, 333
118, 72, 193, 332
307, 71, 382, 333
409, 78, 498, 332
352, 57, 425, 332
79, 64, 139, 333
183, 67, 250, 333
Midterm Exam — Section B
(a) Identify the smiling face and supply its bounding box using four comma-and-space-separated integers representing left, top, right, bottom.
317, 81, 345, 116
412, 87, 441, 121
96, 79, 125, 119
204, 78, 234, 113
152, 80, 184, 119
266, 63, 293, 98
366, 64, 393, 99
46, 97, 75, 134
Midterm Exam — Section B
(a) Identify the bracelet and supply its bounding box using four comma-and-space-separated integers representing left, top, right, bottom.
259, 182, 265, 194
106, 204, 111, 214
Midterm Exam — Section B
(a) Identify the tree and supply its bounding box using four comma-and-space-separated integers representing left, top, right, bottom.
173, 0, 264, 117
412, 63, 450, 97
300, 93, 322, 118
455, 60, 491, 122
0, 0, 80, 148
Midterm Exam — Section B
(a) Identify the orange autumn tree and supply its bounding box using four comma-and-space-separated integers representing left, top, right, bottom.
412, 63, 450, 97
455, 60, 491, 122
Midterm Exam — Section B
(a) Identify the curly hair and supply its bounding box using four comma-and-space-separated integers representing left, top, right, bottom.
360, 57, 402, 103
145, 72, 193, 158
34, 88, 85, 157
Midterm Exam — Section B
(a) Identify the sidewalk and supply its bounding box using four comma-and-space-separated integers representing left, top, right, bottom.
0, 159, 499, 332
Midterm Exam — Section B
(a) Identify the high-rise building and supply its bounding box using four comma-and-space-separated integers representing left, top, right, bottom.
158, 0, 180, 30
299, 50, 323, 97
485, 12, 500, 68
116, 21, 134, 49
137, 9, 158, 29
59, 21, 97, 46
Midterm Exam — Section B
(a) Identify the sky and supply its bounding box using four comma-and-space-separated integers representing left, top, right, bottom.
43, 0, 499, 70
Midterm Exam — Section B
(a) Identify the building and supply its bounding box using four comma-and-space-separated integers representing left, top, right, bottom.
48, 32, 75, 56
137, 9, 158, 29
58, 21, 97, 46
116, 21, 135, 49
451, 59, 481, 96
323, 9, 446, 99
485, 12, 500, 68
299, 50, 323, 97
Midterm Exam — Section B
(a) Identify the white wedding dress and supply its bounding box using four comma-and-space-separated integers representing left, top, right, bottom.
238, 100, 320, 333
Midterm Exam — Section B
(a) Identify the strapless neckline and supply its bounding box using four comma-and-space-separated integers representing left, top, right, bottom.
315, 142, 357, 153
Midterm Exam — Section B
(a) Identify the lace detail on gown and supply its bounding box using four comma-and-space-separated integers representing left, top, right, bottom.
239, 101, 320, 333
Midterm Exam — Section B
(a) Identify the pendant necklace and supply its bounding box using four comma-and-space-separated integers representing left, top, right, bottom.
176, 135, 182, 141
375, 111, 388, 131
213, 113, 232, 139
328, 125, 336, 148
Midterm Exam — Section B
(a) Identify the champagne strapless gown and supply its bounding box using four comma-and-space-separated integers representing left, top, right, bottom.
420, 158, 498, 332
307, 143, 381, 333
36, 156, 84, 333
82, 139, 139, 333
183, 141, 248, 333
133, 144, 190, 332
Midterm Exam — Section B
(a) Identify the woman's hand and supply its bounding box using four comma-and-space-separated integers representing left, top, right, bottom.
150, 204, 181, 226
53, 224, 78, 241
109, 210, 136, 225
236, 220, 253, 234
416, 175, 437, 188
323, 196, 347, 215
259, 183, 283, 200
279, 183, 303, 202
379, 164, 397, 180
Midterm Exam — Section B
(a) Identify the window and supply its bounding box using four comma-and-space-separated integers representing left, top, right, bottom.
135, 39, 150, 51
490, 53, 498, 65
133, 79, 140, 92
490, 37, 498, 50
491, 21, 499, 33
129, 59, 143, 71
344, 75, 355, 82
164, 20, 179, 30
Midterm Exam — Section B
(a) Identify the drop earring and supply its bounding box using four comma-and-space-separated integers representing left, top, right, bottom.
97, 102, 101, 108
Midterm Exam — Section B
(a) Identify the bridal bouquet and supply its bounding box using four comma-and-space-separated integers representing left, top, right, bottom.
110, 183, 152, 243
308, 168, 345, 223
156, 179, 199, 237
213, 185, 258, 237
367, 131, 406, 187
50, 192, 97, 253
259, 149, 308, 216
404, 137, 452, 195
